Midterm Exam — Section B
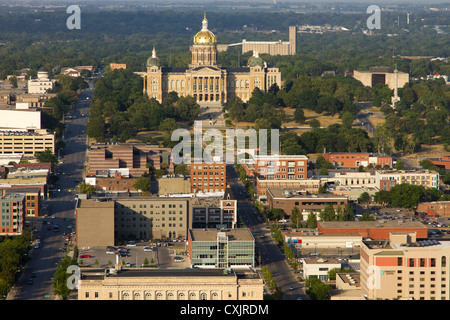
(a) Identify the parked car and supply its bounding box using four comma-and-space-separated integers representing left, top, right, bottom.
79, 254, 91, 258
126, 241, 136, 247
143, 246, 153, 252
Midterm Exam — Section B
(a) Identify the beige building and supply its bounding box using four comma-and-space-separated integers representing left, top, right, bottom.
353, 66, 409, 90
78, 268, 264, 300
0, 129, 55, 155
360, 232, 450, 300
140, 15, 282, 104
76, 199, 115, 248
76, 197, 191, 248
158, 175, 191, 195
241, 26, 297, 55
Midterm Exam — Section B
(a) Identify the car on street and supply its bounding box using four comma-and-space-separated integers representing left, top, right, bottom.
79, 254, 91, 258
27, 279, 33, 285
106, 250, 115, 254
143, 246, 153, 252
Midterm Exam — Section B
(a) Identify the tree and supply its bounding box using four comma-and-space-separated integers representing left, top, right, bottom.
291, 206, 302, 227
35, 149, 58, 169
174, 163, 189, 176
133, 177, 151, 193
306, 212, 317, 228
294, 107, 306, 124
306, 277, 331, 300
395, 160, 405, 170
158, 118, 178, 133
357, 192, 371, 205
319, 204, 336, 221
76, 182, 96, 195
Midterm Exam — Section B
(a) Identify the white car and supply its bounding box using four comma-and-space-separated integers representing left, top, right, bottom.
126, 241, 136, 247
106, 250, 115, 254
143, 246, 153, 252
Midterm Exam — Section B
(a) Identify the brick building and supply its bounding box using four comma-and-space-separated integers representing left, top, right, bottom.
190, 161, 226, 194
416, 201, 450, 217
267, 188, 348, 219
323, 152, 392, 168
88, 144, 173, 177
318, 220, 428, 240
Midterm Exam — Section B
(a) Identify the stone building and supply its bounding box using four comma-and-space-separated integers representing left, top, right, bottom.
140, 14, 281, 104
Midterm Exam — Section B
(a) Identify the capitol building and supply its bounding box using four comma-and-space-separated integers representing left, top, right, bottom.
140, 15, 282, 104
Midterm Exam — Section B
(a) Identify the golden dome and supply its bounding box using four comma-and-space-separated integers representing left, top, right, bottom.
193, 14, 217, 45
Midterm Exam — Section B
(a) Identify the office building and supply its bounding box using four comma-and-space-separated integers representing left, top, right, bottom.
187, 228, 255, 269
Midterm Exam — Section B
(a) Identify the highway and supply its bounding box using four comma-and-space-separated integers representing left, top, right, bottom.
7, 80, 92, 300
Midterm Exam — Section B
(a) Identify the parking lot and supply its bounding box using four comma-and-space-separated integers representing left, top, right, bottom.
77, 243, 190, 269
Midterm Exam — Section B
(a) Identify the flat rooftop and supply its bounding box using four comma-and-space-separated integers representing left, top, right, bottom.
268, 188, 348, 199
81, 268, 260, 280
319, 221, 427, 229
189, 228, 254, 242
78, 199, 115, 208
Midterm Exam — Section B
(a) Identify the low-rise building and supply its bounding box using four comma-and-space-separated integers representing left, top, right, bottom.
267, 188, 349, 219
318, 220, 428, 240
187, 228, 255, 269
323, 152, 392, 168
284, 231, 362, 251
301, 257, 343, 281
416, 201, 450, 217
77, 268, 264, 300
158, 175, 191, 195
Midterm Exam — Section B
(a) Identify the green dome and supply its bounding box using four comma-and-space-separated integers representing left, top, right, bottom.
248, 51, 264, 67
147, 47, 161, 67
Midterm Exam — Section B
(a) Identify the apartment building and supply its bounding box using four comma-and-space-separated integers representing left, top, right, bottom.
4, 187, 41, 217
187, 228, 255, 269
375, 170, 439, 191
0, 193, 25, 236
360, 232, 450, 300
0, 129, 55, 155
78, 268, 264, 300
190, 161, 226, 194
241, 155, 308, 180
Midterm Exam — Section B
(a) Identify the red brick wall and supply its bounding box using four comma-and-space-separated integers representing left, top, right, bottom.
318, 225, 427, 240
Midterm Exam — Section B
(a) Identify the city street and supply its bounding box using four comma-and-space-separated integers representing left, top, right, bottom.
227, 165, 308, 300
7, 80, 93, 300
